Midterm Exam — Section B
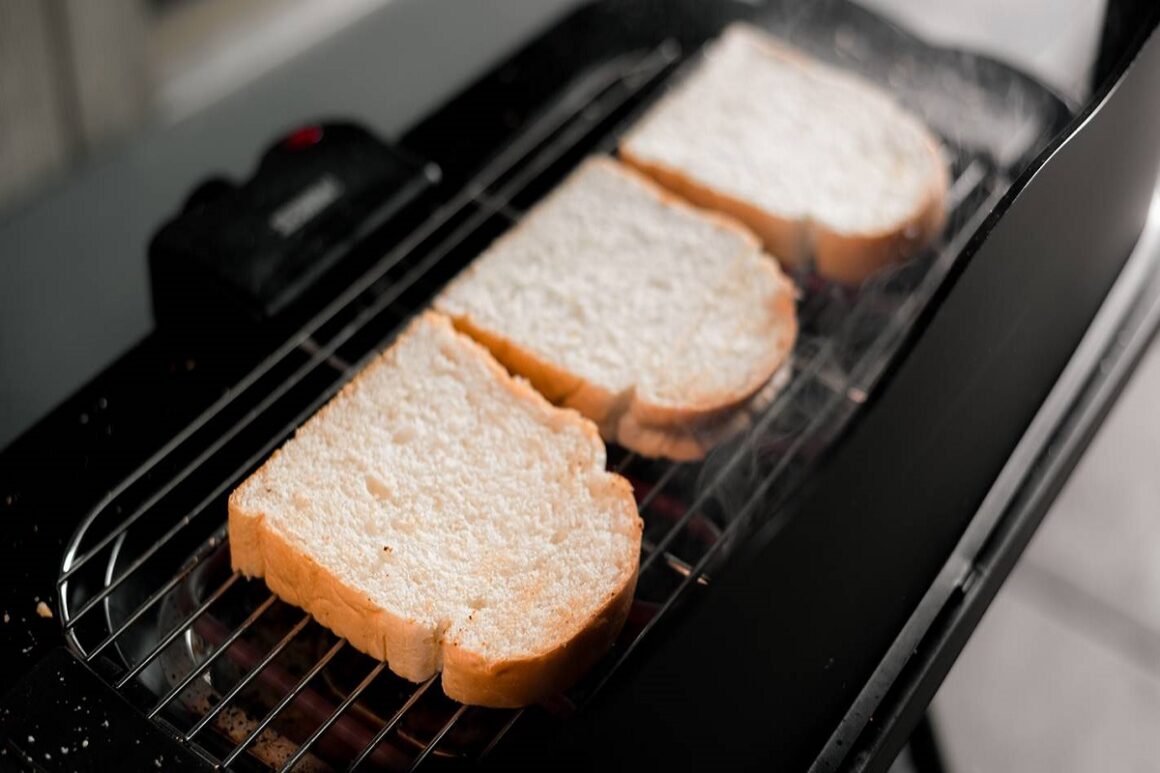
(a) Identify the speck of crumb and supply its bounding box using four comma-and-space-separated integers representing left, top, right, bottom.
60, 746, 68, 755
82, 739, 89, 748
27, 736, 34, 744
3, 612, 8, 623
36, 601, 53, 619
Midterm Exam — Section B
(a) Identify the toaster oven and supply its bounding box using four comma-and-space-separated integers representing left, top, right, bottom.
2, 0, 1160, 770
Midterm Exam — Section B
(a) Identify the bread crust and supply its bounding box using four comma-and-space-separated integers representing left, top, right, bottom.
229, 493, 443, 681
618, 149, 813, 271
812, 134, 949, 284
448, 314, 622, 431
438, 158, 798, 461
617, 358, 792, 461
229, 312, 642, 707
607, 160, 797, 431
620, 142, 947, 285
619, 27, 949, 285
441, 475, 640, 707
447, 270, 795, 460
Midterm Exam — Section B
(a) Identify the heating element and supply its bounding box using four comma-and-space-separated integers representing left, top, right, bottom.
54, 11, 1031, 772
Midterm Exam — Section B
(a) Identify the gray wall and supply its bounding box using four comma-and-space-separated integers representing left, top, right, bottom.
0, 0, 580, 448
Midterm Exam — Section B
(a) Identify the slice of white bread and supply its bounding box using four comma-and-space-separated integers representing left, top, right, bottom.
435, 156, 797, 461
229, 312, 642, 707
620, 23, 949, 284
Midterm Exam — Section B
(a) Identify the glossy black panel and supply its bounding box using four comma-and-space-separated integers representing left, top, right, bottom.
493, 20, 1160, 773
0, 1, 1156, 770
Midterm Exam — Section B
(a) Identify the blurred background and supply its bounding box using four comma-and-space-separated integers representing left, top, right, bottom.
0, 0, 393, 213
1, 1, 1157, 771
0, 0, 1110, 221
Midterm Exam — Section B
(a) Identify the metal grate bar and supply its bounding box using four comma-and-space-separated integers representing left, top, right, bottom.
73, 42, 688, 656
633, 157, 989, 584
277, 661, 389, 773
581, 204, 989, 726
468, 191, 524, 223
68, 194, 525, 636
408, 705, 469, 772
176, 154, 985, 766
300, 334, 354, 372
464, 46, 674, 229
642, 537, 710, 586
634, 349, 833, 581
602, 506, 746, 695
346, 675, 438, 772
478, 708, 523, 761
485, 43, 678, 206
634, 463, 682, 512
846, 185, 1002, 399
612, 452, 639, 474
60, 43, 677, 650
220, 638, 348, 768
185, 612, 313, 741
60, 55, 697, 768
72, 50, 677, 634
461, 50, 649, 198
548, 396, 851, 737
147, 593, 278, 719
596, 406, 834, 702
354, 205, 501, 318
114, 571, 242, 687
60, 346, 347, 585
623, 460, 694, 582
587, 178, 1002, 704
944, 159, 987, 212
68, 499, 231, 628
478, 154, 995, 757
51, 15, 1009, 766
63, 318, 380, 602
70, 206, 482, 631
56, 45, 667, 594
472, 42, 677, 201
80, 533, 226, 656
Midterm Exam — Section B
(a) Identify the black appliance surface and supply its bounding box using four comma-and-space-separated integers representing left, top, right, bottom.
149, 123, 435, 328
2, 1, 1159, 771
0, 0, 579, 451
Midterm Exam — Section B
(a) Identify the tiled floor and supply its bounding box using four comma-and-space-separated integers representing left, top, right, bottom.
921, 332, 1160, 772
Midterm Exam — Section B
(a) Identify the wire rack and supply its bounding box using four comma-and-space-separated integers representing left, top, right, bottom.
56, 33, 1003, 772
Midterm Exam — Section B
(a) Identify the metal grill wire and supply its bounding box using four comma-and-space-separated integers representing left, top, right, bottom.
53, 28, 1008, 772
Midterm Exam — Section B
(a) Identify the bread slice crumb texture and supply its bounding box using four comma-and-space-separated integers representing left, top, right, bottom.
436, 156, 797, 459
620, 23, 948, 280
229, 312, 641, 707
